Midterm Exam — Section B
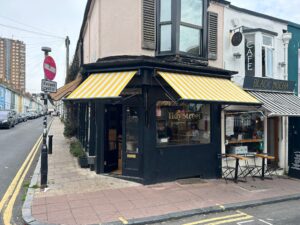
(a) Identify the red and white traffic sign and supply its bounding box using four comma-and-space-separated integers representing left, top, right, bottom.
43, 56, 56, 80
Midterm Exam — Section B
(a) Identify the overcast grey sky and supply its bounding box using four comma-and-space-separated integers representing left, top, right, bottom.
1, 0, 300, 93
0, 0, 86, 93
229, 0, 300, 23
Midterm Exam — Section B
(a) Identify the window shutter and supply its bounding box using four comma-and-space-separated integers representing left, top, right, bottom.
208, 11, 218, 60
142, 0, 156, 50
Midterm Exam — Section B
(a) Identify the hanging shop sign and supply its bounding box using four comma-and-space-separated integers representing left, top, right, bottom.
231, 32, 243, 46
243, 76, 295, 92
245, 37, 255, 77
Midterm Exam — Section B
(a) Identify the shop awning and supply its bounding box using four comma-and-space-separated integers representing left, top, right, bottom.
49, 76, 82, 101
67, 71, 137, 100
248, 91, 300, 117
157, 71, 261, 104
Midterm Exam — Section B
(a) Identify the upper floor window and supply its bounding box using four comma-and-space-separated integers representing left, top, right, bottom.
158, 0, 207, 58
262, 35, 274, 78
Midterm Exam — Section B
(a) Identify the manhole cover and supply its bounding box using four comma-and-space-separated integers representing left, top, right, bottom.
176, 178, 207, 185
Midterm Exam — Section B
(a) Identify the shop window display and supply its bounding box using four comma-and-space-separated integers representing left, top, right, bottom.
156, 101, 210, 146
225, 112, 264, 154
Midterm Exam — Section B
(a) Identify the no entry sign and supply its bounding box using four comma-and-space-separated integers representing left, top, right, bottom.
43, 56, 56, 80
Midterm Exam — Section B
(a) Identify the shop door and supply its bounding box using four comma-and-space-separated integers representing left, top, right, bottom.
104, 105, 122, 173
289, 117, 300, 179
267, 117, 279, 163
122, 105, 142, 177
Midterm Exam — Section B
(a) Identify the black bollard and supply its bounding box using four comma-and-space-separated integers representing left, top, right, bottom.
48, 135, 53, 154
40, 144, 48, 188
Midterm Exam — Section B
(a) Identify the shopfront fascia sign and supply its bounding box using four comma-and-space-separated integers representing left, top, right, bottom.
245, 39, 255, 77
243, 76, 295, 92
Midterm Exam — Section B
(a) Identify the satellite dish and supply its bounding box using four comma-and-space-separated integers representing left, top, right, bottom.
231, 32, 243, 46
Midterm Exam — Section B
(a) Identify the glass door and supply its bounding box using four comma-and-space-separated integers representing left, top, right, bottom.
123, 106, 142, 177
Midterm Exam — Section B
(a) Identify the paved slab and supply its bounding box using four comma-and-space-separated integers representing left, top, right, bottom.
24, 118, 300, 225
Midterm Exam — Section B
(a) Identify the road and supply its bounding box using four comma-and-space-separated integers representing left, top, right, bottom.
0, 118, 43, 225
156, 199, 300, 225
0, 118, 43, 199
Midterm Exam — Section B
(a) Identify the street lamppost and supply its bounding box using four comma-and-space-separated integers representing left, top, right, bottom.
40, 46, 51, 188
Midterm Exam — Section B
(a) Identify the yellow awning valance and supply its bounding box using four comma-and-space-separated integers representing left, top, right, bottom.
67, 71, 137, 100
157, 71, 260, 104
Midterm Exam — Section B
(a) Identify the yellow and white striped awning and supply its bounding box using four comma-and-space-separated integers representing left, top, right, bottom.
67, 71, 137, 100
157, 71, 260, 104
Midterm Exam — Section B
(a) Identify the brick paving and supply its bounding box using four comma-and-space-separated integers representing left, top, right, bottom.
29, 118, 300, 225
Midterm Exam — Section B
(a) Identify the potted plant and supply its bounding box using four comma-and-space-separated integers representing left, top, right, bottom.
78, 152, 89, 168
70, 140, 89, 168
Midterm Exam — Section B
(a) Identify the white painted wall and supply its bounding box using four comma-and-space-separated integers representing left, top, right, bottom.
82, 0, 154, 64
223, 6, 287, 86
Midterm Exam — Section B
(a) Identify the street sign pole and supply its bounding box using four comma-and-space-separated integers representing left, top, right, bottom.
40, 47, 51, 188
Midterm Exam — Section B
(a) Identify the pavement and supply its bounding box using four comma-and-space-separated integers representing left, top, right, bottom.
23, 117, 300, 225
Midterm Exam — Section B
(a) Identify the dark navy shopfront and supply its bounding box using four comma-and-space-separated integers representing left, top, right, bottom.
67, 56, 260, 184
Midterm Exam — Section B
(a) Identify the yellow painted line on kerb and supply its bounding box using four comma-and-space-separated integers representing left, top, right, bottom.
2, 135, 43, 225
0, 134, 42, 213
183, 211, 252, 225
119, 217, 129, 224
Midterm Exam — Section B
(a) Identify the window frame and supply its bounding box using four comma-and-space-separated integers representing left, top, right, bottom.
156, 0, 208, 59
262, 34, 274, 78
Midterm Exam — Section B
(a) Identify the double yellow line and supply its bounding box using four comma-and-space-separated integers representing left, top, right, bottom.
0, 135, 43, 225
183, 211, 253, 225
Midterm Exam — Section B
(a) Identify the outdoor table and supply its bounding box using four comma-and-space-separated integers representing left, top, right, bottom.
255, 154, 275, 179
226, 154, 247, 183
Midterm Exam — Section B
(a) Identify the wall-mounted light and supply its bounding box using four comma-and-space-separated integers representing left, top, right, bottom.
233, 52, 242, 59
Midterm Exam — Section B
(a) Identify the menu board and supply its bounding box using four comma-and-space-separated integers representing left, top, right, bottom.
291, 151, 300, 171
289, 151, 300, 179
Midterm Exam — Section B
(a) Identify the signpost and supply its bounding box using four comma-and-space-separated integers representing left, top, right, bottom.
40, 47, 56, 188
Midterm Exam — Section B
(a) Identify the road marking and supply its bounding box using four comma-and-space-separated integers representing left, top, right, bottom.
206, 215, 253, 225
119, 216, 128, 224
216, 204, 225, 210
2, 136, 42, 225
0, 134, 42, 213
183, 211, 251, 225
237, 220, 255, 224
258, 219, 273, 225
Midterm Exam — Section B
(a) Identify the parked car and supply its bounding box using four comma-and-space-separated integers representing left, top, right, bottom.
19, 113, 28, 122
16, 114, 23, 124
27, 112, 37, 119
0, 110, 17, 129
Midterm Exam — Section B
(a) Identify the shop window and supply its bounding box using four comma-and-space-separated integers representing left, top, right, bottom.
225, 112, 264, 154
156, 101, 211, 146
157, 0, 207, 58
